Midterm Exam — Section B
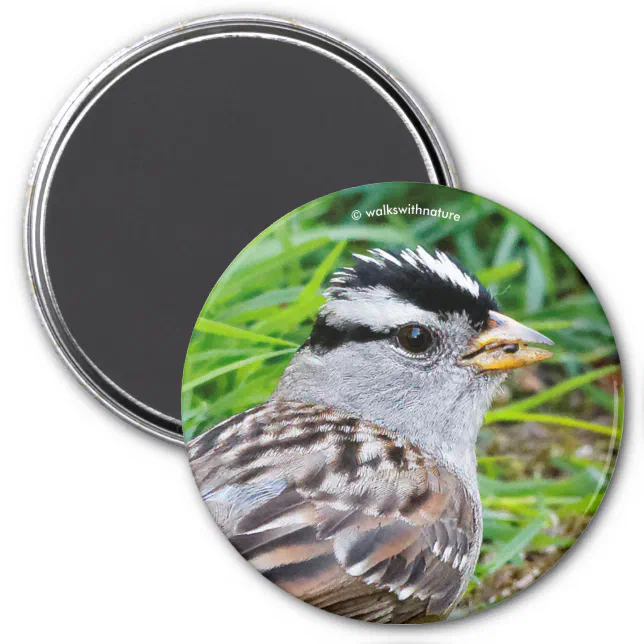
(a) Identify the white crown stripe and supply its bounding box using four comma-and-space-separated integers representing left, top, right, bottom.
371, 248, 402, 267
351, 253, 382, 266
342, 247, 480, 299
415, 247, 480, 297
400, 249, 420, 267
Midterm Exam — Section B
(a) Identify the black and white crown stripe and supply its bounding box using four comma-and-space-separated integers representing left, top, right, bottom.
327, 247, 480, 298
312, 247, 498, 347
320, 284, 435, 334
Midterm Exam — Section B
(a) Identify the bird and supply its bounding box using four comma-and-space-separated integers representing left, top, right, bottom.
187, 247, 554, 623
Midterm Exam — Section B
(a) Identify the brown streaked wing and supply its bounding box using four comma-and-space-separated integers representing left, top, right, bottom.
187, 401, 477, 622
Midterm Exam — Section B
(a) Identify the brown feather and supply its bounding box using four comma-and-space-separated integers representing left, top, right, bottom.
188, 401, 479, 623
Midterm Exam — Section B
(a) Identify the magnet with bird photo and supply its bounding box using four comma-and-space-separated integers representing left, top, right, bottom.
182, 183, 622, 624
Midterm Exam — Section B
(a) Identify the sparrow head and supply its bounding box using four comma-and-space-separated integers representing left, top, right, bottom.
272, 247, 553, 481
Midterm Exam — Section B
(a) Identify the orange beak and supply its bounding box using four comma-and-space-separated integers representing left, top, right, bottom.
458, 311, 554, 372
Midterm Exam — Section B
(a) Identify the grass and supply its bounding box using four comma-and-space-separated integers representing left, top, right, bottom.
181, 182, 622, 616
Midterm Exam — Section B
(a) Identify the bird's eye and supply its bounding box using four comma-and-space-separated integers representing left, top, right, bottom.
396, 324, 434, 354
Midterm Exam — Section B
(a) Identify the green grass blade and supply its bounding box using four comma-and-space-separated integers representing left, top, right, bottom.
477, 259, 524, 286
419, 206, 486, 243
186, 347, 272, 364
484, 411, 619, 437
524, 248, 547, 313
205, 366, 287, 421
455, 229, 485, 272
252, 294, 325, 336
581, 384, 616, 412
551, 346, 616, 365
482, 518, 519, 542
182, 348, 296, 392
217, 287, 304, 321
501, 209, 555, 295
252, 226, 415, 253
213, 238, 330, 304
486, 365, 619, 417
482, 513, 548, 575
521, 292, 600, 319
194, 319, 300, 348
520, 320, 574, 331
493, 224, 521, 266
479, 468, 603, 498
298, 240, 348, 301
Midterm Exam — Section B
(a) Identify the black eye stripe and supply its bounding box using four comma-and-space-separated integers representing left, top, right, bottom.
309, 319, 442, 356
309, 318, 390, 353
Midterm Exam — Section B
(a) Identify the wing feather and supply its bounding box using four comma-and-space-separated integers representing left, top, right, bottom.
188, 401, 480, 622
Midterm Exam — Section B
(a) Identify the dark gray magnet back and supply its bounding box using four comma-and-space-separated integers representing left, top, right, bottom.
25, 16, 457, 443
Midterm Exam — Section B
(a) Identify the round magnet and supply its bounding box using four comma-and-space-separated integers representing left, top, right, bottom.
25, 15, 456, 443
183, 182, 622, 623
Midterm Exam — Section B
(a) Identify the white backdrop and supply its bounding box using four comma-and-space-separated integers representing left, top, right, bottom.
2, 2, 641, 642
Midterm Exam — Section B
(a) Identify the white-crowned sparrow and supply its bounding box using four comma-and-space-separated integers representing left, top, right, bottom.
188, 247, 553, 623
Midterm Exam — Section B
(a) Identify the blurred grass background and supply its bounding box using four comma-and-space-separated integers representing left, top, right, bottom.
182, 183, 622, 616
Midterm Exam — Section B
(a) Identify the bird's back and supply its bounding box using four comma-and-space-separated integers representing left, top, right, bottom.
188, 401, 480, 623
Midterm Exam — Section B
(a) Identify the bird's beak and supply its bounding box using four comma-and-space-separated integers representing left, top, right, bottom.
458, 311, 554, 372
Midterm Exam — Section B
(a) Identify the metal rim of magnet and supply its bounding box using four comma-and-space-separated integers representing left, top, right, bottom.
23, 13, 459, 445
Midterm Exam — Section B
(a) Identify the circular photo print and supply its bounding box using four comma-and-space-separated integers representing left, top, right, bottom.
182, 183, 622, 623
